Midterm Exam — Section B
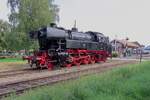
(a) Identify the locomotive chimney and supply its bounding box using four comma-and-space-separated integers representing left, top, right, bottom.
72, 20, 78, 32
74, 20, 77, 28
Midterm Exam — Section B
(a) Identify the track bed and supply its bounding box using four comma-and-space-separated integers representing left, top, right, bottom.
0, 60, 137, 99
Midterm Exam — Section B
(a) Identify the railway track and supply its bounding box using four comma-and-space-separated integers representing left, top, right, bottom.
0, 69, 31, 78
0, 60, 112, 79
0, 68, 47, 78
0, 60, 137, 99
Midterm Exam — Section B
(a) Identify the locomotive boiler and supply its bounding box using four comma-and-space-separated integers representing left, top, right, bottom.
24, 24, 112, 69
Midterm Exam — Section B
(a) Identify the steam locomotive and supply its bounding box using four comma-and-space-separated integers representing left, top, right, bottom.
24, 24, 112, 69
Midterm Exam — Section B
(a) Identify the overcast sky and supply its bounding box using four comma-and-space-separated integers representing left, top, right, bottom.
0, 0, 150, 45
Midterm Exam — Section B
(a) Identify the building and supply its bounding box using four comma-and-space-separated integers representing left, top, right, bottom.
111, 39, 142, 57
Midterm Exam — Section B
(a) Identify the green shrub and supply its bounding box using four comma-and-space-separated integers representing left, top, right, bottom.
0, 58, 23, 62
0, 56, 6, 59
112, 52, 118, 57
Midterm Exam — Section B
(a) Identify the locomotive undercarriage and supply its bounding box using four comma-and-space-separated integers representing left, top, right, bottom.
24, 49, 110, 70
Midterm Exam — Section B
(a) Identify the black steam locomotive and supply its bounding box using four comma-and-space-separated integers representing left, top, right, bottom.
24, 24, 112, 69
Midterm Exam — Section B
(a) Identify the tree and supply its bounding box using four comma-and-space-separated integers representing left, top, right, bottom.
7, 0, 59, 50
8, 0, 59, 32
0, 20, 11, 50
0, 20, 25, 51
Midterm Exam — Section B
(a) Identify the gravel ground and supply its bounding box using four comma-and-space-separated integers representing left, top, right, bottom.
0, 60, 136, 86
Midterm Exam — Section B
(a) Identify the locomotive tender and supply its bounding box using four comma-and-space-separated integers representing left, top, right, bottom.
24, 24, 112, 69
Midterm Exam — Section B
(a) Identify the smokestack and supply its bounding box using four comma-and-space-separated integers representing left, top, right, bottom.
72, 20, 78, 32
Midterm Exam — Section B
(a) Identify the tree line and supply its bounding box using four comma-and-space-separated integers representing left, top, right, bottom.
0, 0, 59, 51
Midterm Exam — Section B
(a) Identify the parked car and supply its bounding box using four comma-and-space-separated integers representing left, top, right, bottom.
143, 45, 150, 54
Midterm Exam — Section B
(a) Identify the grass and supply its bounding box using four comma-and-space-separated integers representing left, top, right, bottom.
5, 61, 150, 100
0, 58, 24, 63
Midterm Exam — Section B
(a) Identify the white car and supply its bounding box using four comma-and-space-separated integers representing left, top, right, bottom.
143, 46, 150, 54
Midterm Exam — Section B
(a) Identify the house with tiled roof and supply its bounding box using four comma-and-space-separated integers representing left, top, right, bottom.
111, 39, 142, 57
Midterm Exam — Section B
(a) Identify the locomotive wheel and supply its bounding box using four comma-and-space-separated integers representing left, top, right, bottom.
90, 56, 96, 64
91, 60, 95, 64
66, 63, 72, 68
74, 60, 81, 67
35, 62, 41, 69
83, 59, 89, 65
103, 57, 107, 62
29, 60, 35, 68
30, 63, 33, 67
47, 63, 53, 70
101, 54, 107, 62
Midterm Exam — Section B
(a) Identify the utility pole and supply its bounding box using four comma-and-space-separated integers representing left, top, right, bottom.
115, 35, 117, 51
140, 47, 143, 63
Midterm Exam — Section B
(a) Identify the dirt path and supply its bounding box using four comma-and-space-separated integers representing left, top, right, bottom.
0, 62, 29, 72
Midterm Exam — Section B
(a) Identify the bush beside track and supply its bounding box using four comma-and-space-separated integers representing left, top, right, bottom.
5, 61, 150, 100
